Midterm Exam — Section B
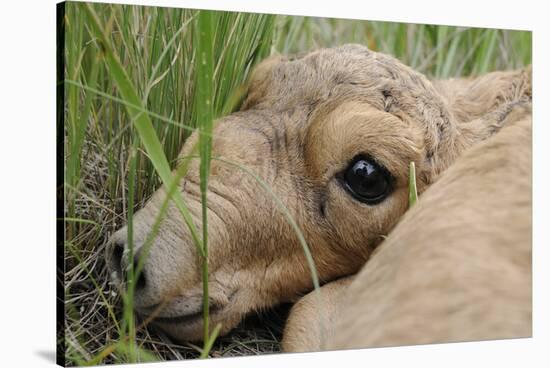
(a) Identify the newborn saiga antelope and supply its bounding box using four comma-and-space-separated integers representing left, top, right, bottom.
105, 44, 531, 350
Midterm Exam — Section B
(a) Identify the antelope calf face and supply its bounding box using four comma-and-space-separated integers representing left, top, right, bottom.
105, 44, 530, 341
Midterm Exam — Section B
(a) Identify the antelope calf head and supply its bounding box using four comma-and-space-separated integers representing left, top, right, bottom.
106, 44, 531, 341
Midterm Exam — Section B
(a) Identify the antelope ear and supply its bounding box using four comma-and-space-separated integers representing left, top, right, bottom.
424, 65, 531, 181
459, 99, 532, 150
421, 66, 531, 184
240, 55, 288, 110
436, 66, 531, 123
439, 66, 532, 144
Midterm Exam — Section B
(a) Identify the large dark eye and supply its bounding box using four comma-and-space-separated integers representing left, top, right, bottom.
342, 157, 392, 204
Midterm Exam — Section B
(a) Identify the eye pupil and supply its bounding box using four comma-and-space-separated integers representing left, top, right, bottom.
343, 158, 391, 204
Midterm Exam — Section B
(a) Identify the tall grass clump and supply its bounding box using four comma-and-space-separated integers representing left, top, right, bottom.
61, 1, 531, 365
63, 2, 276, 364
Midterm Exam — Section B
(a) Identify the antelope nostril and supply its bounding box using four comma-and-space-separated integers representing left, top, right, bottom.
135, 272, 146, 290
108, 239, 147, 291
111, 241, 125, 277
133, 254, 146, 291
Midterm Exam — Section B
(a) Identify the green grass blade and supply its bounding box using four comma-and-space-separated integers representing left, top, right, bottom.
123, 135, 138, 362
409, 161, 418, 207
195, 8, 215, 346
61, 217, 99, 226
478, 29, 499, 75
199, 323, 222, 358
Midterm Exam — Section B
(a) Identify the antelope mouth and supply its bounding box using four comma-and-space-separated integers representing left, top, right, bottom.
143, 303, 225, 325
135, 288, 239, 334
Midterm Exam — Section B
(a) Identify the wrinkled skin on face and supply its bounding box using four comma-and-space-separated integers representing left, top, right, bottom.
106, 44, 532, 341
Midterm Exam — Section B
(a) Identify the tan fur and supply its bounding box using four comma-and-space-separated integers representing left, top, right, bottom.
283, 112, 531, 351
106, 44, 531, 342
282, 276, 354, 352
